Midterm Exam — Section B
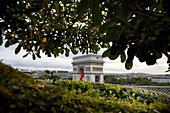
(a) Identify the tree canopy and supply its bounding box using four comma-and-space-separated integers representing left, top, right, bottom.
0, 0, 170, 71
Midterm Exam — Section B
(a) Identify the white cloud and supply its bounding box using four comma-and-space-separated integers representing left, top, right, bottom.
103, 56, 168, 74
0, 45, 169, 74
0, 45, 73, 71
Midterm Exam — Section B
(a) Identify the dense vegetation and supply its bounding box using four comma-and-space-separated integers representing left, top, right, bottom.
0, 62, 170, 113
104, 75, 170, 86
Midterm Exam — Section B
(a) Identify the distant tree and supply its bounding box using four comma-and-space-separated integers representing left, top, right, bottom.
45, 70, 54, 76
0, 59, 3, 63
51, 71, 54, 76
45, 70, 50, 74
0, 0, 170, 71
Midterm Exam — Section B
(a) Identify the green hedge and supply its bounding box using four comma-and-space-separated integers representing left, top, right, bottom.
104, 75, 170, 86
0, 62, 170, 113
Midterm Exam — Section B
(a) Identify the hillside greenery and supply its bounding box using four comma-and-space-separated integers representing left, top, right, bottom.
0, 62, 170, 113
104, 75, 170, 86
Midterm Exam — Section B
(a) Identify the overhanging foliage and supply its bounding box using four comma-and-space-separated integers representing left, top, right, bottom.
0, 0, 170, 70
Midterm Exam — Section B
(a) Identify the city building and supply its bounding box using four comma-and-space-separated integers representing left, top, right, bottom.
151, 76, 170, 83
72, 54, 105, 82
57, 71, 72, 78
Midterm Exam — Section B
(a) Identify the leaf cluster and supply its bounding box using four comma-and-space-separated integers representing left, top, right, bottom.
96, 0, 170, 70
0, 0, 170, 69
0, 0, 100, 59
1, 0, 170, 70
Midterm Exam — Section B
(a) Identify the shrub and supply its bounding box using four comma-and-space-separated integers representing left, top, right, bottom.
0, 62, 170, 113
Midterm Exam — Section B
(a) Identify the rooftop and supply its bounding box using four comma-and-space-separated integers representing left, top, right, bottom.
72, 54, 105, 64
73, 54, 103, 59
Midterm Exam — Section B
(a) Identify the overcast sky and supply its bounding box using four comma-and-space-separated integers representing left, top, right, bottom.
0, 44, 169, 75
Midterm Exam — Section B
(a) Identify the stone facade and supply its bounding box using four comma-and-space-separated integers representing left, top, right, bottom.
72, 54, 105, 83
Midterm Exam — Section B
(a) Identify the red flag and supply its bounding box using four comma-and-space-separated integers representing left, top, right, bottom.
80, 68, 84, 80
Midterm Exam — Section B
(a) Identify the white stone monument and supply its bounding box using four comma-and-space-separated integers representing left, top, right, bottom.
72, 54, 105, 83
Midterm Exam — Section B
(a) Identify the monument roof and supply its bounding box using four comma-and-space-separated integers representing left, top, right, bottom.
72, 60, 104, 65
73, 54, 102, 59
72, 54, 105, 64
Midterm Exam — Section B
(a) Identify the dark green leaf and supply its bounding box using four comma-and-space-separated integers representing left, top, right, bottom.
102, 49, 110, 57
120, 51, 126, 63
134, 2, 144, 12
5, 41, 10, 48
82, 49, 85, 54
136, 45, 147, 62
162, 0, 170, 14
167, 55, 170, 63
70, 47, 78, 55
0, 39, 2, 46
150, 2, 162, 13
59, 48, 64, 54
155, 51, 162, 59
108, 54, 118, 60
36, 53, 41, 58
77, 0, 91, 16
65, 48, 69, 57
0, 31, 2, 46
15, 44, 21, 54
108, 27, 117, 42
92, 0, 102, 26
125, 59, 133, 70
109, 48, 120, 60
53, 52, 58, 58
110, 44, 118, 55
100, 36, 110, 43
47, 53, 52, 57
136, 51, 145, 62
23, 53, 29, 58
146, 54, 156, 65
122, 0, 128, 19
55, 2, 62, 15
100, 23, 110, 33
117, 27, 125, 41
32, 53, 36, 60
127, 44, 137, 60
